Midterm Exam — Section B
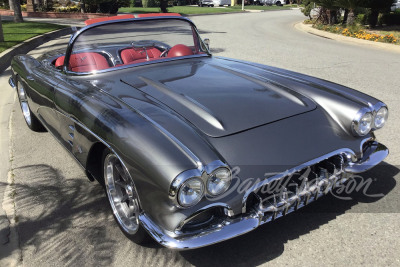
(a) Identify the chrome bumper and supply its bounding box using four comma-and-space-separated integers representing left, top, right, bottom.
140, 142, 388, 250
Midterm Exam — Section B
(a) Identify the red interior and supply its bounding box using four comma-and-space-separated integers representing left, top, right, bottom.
54, 52, 110, 72
120, 47, 162, 64
167, 44, 194, 58
54, 44, 198, 72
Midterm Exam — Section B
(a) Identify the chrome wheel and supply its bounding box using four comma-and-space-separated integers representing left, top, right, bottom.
17, 82, 32, 126
104, 154, 140, 234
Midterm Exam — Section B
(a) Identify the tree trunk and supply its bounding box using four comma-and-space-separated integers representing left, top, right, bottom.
10, 0, 24, 22
9, 0, 14, 10
0, 15, 4, 43
342, 9, 348, 25
81, 0, 86, 13
368, 8, 379, 28
346, 8, 355, 25
327, 9, 338, 25
160, 0, 168, 13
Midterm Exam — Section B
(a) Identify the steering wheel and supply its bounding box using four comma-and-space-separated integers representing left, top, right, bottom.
159, 48, 170, 57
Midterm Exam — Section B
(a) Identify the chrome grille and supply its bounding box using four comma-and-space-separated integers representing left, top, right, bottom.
248, 154, 348, 224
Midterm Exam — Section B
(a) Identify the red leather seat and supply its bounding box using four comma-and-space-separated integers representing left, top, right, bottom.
167, 44, 193, 58
120, 47, 161, 64
54, 52, 110, 72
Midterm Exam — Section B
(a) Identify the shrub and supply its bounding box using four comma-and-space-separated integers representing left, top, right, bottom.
55, 5, 80, 12
379, 12, 400, 25
142, 0, 158, 7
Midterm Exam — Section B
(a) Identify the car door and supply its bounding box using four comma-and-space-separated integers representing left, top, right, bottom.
24, 61, 63, 135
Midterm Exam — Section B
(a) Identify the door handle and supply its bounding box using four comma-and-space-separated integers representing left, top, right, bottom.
26, 76, 35, 81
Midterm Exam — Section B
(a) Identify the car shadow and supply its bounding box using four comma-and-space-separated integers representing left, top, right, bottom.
1, 164, 117, 265
2, 162, 398, 266
179, 162, 399, 266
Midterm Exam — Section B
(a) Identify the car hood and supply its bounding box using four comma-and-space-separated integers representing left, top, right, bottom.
118, 57, 317, 137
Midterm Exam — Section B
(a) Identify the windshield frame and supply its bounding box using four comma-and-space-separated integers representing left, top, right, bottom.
62, 16, 211, 76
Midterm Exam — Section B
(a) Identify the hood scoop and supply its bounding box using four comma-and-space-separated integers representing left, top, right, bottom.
139, 76, 225, 131
120, 61, 317, 137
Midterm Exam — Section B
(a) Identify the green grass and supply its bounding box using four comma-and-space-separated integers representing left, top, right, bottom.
0, 21, 65, 53
119, 5, 290, 15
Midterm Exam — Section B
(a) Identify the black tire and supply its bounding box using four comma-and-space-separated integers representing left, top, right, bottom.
16, 77, 46, 132
102, 150, 151, 244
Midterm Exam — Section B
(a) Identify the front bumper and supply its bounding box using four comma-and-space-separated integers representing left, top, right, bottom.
140, 141, 388, 250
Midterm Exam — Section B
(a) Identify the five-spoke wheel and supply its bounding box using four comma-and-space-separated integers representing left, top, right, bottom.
103, 152, 149, 243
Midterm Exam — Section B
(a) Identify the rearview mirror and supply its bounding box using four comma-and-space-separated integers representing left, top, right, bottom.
204, 38, 210, 50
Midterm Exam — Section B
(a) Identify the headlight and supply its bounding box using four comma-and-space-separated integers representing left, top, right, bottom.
353, 110, 373, 136
374, 107, 388, 129
207, 168, 232, 196
177, 177, 204, 207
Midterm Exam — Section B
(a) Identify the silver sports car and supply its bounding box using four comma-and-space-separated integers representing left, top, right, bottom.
9, 14, 389, 249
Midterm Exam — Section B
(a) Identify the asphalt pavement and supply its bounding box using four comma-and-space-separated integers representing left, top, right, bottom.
0, 9, 399, 266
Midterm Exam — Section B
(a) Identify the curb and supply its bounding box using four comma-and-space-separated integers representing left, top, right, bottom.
0, 27, 74, 73
185, 7, 293, 16
294, 22, 400, 54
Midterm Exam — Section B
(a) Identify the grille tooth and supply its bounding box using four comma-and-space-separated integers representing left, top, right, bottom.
249, 154, 347, 223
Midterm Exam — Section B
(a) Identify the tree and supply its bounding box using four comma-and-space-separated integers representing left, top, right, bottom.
0, 15, 4, 43
10, 0, 23, 22
334, 0, 364, 25
365, 0, 393, 27
160, 0, 168, 13
314, 0, 339, 25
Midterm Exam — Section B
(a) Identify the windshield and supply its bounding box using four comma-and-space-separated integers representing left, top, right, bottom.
65, 18, 208, 73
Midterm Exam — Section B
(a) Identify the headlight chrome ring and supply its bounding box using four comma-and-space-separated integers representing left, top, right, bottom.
206, 167, 232, 196
177, 177, 205, 208
374, 106, 388, 129
352, 108, 373, 136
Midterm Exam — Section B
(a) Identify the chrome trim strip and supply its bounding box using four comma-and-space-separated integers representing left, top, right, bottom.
9, 77, 16, 89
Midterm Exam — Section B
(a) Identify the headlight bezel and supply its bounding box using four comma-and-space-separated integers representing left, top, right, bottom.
352, 108, 373, 136
206, 167, 232, 197
177, 177, 205, 208
372, 102, 388, 130
352, 102, 388, 137
169, 161, 232, 209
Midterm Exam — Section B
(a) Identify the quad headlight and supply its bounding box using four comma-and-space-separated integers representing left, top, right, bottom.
374, 106, 388, 129
353, 110, 373, 136
177, 177, 204, 207
352, 104, 388, 136
206, 168, 232, 196
170, 161, 232, 208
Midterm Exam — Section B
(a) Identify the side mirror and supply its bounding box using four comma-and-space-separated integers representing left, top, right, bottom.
204, 38, 210, 50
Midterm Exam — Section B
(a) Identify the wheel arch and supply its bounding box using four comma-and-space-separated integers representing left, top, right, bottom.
85, 141, 108, 183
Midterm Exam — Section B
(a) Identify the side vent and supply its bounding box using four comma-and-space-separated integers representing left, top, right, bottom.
68, 124, 75, 147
